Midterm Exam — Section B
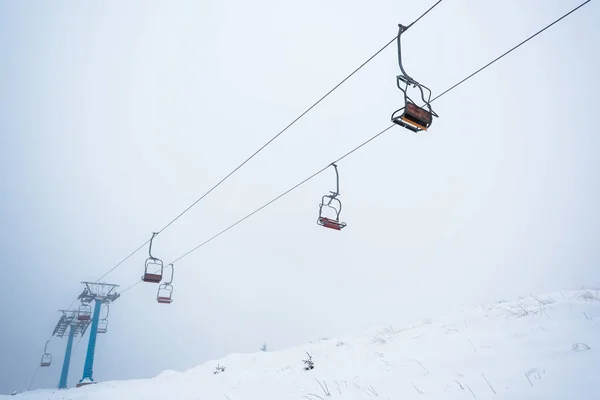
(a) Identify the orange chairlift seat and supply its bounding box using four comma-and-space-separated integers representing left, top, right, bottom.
391, 24, 438, 133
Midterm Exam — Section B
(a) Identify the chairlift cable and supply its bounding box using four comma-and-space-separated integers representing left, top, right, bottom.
85, 1, 444, 285
30, 1, 591, 389
431, 0, 592, 103
118, 0, 591, 296
406, 0, 443, 31
120, 124, 395, 296
94, 239, 151, 283
151, 0, 443, 237
27, 364, 40, 391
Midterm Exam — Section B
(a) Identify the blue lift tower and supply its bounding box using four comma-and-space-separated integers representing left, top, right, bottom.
53, 309, 91, 389
76, 281, 119, 388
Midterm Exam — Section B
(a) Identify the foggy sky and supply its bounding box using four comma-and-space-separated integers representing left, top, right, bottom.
1, 0, 599, 394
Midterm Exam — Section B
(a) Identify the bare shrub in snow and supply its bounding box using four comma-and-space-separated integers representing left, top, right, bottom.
260, 343, 267, 352
314, 379, 330, 397
412, 382, 424, 395
371, 335, 386, 345
532, 296, 555, 305
524, 368, 544, 387
303, 395, 325, 400
578, 290, 600, 302
514, 301, 537, 316
380, 325, 403, 339
409, 359, 429, 375
481, 372, 496, 394
364, 385, 378, 396
213, 364, 226, 374
572, 343, 591, 352
302, 352, 315, 371
497, 301, 540, 318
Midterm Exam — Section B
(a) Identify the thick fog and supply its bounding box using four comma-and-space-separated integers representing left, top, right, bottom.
1, 0, 598, 394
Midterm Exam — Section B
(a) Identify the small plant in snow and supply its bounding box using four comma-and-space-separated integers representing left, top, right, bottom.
532, 296, 555, 305
572, 342, 591, 352
260, 342, 267, 352
213, 364, 226, 374
302, 352, 315, 371
497, 301, 539, 318
370, 335, 386, 345
578, 289, 599, 302
315, 378, 331, 397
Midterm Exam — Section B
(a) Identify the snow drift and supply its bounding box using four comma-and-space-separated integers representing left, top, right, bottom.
9, 288, 600, 399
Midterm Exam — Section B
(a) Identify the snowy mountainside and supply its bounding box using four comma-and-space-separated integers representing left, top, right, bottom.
10, 289, 600, 399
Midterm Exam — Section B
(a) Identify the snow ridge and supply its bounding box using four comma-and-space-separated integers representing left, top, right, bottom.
9, 289, 600, 399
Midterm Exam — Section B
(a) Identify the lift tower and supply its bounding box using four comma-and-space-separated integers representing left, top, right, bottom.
76, 282, 119, 387
53, 309, 91, 389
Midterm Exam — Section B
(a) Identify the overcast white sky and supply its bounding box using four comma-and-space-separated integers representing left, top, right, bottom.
1, 0, 599, 394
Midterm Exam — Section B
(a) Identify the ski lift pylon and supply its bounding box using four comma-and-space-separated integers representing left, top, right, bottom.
317, 163, 347, 231
142, 232, 163, 283
40, 340, 52, 367
391, 24, 438, 132
157, 263, 174, 304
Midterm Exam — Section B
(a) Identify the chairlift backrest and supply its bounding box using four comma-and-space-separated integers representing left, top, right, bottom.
391, 23, 438, 132
97, 319, 108, 334
317, 164, 346, 230
40, 353, 52, 367
143, 232, 164, 283
77, 303, 92, 321
157, 283, 174, 304
40, 341, 52, 367
143, 257, 163, 283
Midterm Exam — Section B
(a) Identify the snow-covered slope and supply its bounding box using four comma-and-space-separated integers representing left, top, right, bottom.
10, 289, 600, 399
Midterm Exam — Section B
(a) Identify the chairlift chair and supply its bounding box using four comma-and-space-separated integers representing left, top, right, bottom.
97, 305, 109, 333
391, 24, 438, 132
40, 341, 52, 367
97, 319, 108, 334
142, 232, 164, 283
40, 353, 52, 367
156, 263, 174, 304
77, 303, 92, 321
317, 163, 347, 231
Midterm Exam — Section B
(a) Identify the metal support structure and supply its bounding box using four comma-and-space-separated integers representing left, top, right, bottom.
58, 325, 76, 389
76, 282, 119, 387
53, 309, 90, 390
80, 300, 102, 384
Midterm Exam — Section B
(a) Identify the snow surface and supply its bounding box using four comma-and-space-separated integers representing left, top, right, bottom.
9, 289, 600, 399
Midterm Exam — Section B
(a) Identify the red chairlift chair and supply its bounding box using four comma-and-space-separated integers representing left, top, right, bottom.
317, 163, 347, 231
142, 232, 164, 283
156, 263, 174, 304
77, 303, 92, 321
40, 341, 52, 367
